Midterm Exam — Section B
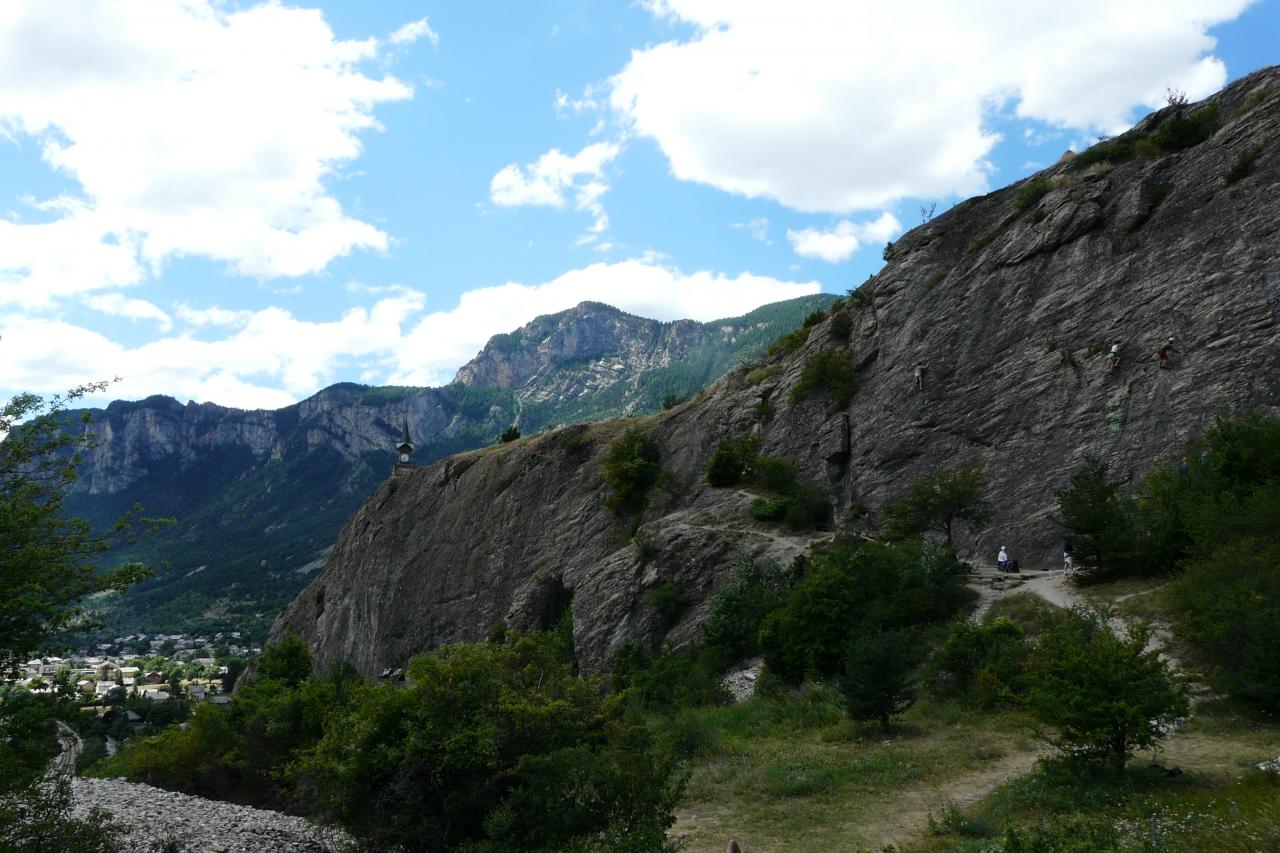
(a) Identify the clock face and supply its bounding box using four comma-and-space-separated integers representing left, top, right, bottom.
400, 453, 409, 463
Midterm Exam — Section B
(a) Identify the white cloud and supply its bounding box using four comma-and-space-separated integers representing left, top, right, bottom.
390, 259, 820, 386
389, 18, 438, 47
0, 0, 415, 304
490, 142, 621, 211
731, 217, 771, 244
84, 294, 172, 331
611, 0, 1250, 212
555, 86, 601, 116
787, 213, 902, 263
0, 261, 818, 408
173, 303, 253, 328
0, 290, 427, 409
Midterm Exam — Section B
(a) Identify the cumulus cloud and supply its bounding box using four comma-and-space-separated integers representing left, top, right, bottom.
787, 213, 902, 263
611, 0, 1250, 212
0, 0, 415, 304
0, 290, 428, 409
388, 17, 438, 46
490, 142, 621, 239
84, 294, 172, 331
390, 259, 820, 386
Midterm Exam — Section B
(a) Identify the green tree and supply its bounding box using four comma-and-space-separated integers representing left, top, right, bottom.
0, 384, 160, 850
602, 426, 661, 515
293, 630, 682, 851
882, 463, 992, 547
0, 386, 158, 673
701, 557, 794, 664
1026, 606, 1188, 776
1054, 457, 1136, 580
839, 627, 920, 733
499, 425, 521, 443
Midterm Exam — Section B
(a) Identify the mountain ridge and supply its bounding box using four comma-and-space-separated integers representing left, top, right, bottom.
62, 293, 836, 639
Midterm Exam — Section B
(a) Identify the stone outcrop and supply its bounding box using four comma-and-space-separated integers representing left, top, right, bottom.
273, 67, 1280, 675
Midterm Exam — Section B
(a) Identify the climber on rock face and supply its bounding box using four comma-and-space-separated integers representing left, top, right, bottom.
1157, 337, 1177, 368
913, 362, 928, 391
1108, 339, 1123, 372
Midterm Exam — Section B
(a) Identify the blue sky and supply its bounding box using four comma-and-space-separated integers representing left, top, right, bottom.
1, 0, 1276, 409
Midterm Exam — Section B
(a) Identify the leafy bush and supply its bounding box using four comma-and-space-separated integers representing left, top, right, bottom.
295, 631, 683, 852
1169, 537, 1280, 710
839, 627, 920, 732
643, 582, 688, 632
790, 351, 857, 409
1012, 176, 1054, 213
801, 309, 827, 329
705, 435, 761, 487
1055, 457, 1138, 581
829, 310, 853, 340
759, 539, 969, 683
766, 327, 809, 356
602, 427, 661, 515
882, 463, 992, 547
1226, 145, 1263, 185
500, 425, 521, 443
1026, 606, 1188, 775
701, 557, 795, 664
660, 393, 688, 410
610, 644, 728, 713
927, 615, 1030, 707
1149, 102, 1219, 152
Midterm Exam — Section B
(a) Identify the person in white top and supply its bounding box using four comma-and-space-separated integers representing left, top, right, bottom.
997, 546, 1009, 573
1108, 339, 1123, 371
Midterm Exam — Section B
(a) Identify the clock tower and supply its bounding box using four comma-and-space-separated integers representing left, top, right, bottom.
391, 421, 415, 477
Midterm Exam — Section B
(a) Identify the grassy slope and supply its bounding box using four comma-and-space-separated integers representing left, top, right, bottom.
671, 581, 1280, 852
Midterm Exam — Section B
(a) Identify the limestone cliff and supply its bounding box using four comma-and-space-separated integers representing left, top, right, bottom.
273, 68, 1280, 675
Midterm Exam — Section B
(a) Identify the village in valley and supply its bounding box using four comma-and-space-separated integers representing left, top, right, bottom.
8, 627, 256, 712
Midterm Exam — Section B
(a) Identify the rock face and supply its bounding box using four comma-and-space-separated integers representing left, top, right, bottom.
274, 68, 1280, 675
62, 295, 832, 637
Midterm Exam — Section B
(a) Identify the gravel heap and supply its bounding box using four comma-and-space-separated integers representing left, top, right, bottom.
71, 777, 352, 853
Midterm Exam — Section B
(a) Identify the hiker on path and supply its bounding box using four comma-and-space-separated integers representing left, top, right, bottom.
1157, 337, 1177, 368
1108, 339, 1123, 372
997, 546, 1010, 573
913, 362, 928, 391
1063, 541, 1074, 574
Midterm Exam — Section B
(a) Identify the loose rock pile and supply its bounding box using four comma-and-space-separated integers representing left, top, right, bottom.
71, 777, 351, 853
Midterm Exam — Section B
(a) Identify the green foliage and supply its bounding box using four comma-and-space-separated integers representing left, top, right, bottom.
838, 627, 920, 732
759, 539, 969, 683
356, 385, 420, 406
1169, 537, 1280, 710
643, 582, 688, 633
0, 775, 126, 853
602, 427, 661, 515
660, 393, 688, 411
253, 633, 313, 688
1012, 176, 1054, 213
500, 424, 521, 443
701, 557, 795, 665
882, 241, 895, 261
882, 463, 992, 547
1149, 102, 1220, 152
1026, 606, 1188, 775
927, 615, 1030, 707
705, 435, 761, 487
1072, 103, 1220, 170
294, 631, 682, 852
1055, 457, 1138, 580
0, 386, 160, 671
610, 644, 728, 713
766, 327, 809, 356
790, 351, 857, 409
829, 310, 853, 340
801, 309, 827, 329
1226, 145, 1263, 185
